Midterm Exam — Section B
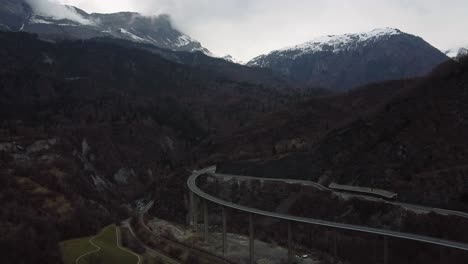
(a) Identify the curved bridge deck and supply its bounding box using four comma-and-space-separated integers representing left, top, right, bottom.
187, 166, 468, 263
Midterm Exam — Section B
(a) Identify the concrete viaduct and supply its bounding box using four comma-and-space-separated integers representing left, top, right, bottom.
187, 166, 468, 264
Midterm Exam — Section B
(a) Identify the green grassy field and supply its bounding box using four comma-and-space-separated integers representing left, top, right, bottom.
60, 225, 140, 264
60, 235, 96, 264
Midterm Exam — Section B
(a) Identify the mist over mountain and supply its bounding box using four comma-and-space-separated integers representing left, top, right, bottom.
446, 45, 468, 60
248, 28, 448, 90
0, 0, 210, 53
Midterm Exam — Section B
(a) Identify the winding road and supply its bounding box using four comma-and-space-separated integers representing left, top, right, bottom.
74, 226, 141, 264
74, 229, 105, 264
116, 226, 142, 264
188, 166, 468, 252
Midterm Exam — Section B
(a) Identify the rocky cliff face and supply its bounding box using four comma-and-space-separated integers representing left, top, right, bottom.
0, 0, 32, 30
0, 0, 209, 53
248, 28, 448, 90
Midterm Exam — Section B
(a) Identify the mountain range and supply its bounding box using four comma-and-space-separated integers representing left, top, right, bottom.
0, 0, 454, 92
2, 1, 468, 263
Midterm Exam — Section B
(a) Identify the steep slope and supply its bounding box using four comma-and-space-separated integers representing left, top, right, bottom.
248, 28, 448, 90
0, 0, 209, 53
202, 79, 417, 162
219, 58, 468, 211
0, 0, 31, 30
0, 31, 296, 264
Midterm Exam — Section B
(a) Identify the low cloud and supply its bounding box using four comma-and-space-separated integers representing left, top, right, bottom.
26, 0, 93, 25
55, 0, 468, 61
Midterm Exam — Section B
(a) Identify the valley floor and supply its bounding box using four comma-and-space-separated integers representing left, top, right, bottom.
145, 217, 321, 264
60, 225, 140, 264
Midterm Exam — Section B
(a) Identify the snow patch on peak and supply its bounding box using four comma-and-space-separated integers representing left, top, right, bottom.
119, 28, 145, 42
364, 27, 402, 37
277, 28, 403, 56
174, 34, 212, 55
176, 35, 193, 47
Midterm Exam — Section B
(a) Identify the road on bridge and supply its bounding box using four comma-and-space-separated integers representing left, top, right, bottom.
188, 166, 468, 252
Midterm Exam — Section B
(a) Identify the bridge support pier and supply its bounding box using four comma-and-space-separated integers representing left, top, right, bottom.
439, 247, 444, 264
193, 194, 198, 232
249, 213, 255, 264
189, 191, 194, 228
204, 200, 209, 241
288, 221, 293, 264
333, 229, 338, 258
222, 206, 227, 256
384, 236, 389, 264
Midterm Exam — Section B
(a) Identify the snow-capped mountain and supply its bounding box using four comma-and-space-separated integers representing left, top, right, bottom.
445, 46, 468, 59
250, 28, 403, 66
248, 28, 449, 90
0, 0, 210, 54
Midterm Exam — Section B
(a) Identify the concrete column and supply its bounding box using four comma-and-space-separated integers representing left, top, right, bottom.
193, 196, 198, 232
333, 229, 338, 258
384, 236, 389, 264
374, 235, 378, 264
439, 247, 443, 264
189, 191, 194, 227
203, 200, 209, 241
288, 221, 293, 264
222, 206, 227, 256
249, 213, 255, 264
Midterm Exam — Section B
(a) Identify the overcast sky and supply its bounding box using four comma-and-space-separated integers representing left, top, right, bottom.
48, 0, 468, 61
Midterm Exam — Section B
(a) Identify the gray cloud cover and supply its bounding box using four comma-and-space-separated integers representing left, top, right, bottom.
33, 0, 468, 60
26, 0, 93, 24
